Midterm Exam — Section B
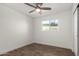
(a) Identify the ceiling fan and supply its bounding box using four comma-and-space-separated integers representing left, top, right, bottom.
24, 3, 52, 14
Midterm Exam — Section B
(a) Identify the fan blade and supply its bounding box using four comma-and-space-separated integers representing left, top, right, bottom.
40, 7, 51, 10
29, 9, 35, 13
24, 3, 36, 8
36, 3, 43, 6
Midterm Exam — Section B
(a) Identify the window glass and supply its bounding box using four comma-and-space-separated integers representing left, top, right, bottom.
42, 20, 58, 31
42, 20, 50, 31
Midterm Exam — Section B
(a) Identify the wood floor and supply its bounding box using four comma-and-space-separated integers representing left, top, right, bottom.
0, 43, 75, 56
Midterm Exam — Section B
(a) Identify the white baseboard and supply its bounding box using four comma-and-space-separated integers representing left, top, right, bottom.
34, 42, 72, 50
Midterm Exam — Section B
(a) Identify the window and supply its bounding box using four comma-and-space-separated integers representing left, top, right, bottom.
42, 20, 58, 31
50, 20, 58, 29
42, 20, 50, 31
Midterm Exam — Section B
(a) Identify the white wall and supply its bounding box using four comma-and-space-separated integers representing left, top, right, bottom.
0, 4, 73, 54
72, 3, 78, 55
34, 10, 73, 50
0, 4, 33, 54
73, 8, 78, 55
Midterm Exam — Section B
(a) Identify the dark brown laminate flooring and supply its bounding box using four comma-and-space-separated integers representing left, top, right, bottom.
0, 43, 75, 56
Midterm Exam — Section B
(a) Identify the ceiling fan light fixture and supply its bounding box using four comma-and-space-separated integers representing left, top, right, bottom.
25, 3, 51, 14
36, 8, 41, 12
